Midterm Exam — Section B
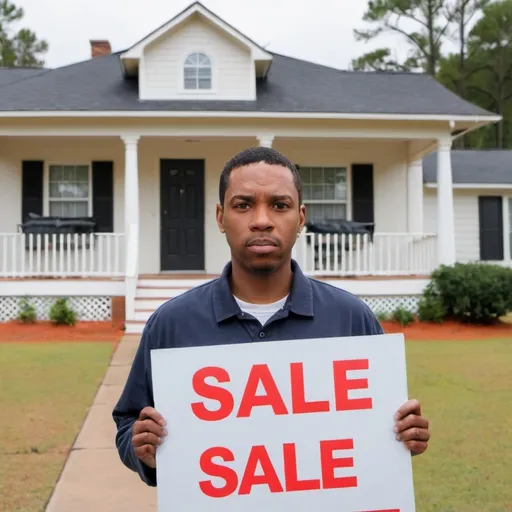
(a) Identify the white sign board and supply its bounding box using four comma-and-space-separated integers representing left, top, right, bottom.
151, 333, 415, 512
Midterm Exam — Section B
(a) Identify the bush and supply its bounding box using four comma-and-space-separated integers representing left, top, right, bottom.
375, 310, 390, 322
392, 306, 415, 326
49, 298, 77, 326
417, 295, 446, 323
426, 263, 512, 325
17, 297, 37, 324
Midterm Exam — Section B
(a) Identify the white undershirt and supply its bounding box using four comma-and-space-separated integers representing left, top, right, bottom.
234, 295, 288, 326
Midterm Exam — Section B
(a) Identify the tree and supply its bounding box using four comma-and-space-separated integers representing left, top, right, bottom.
439, 0, 512, 148
0, 0, 48, 67
351, 0, 455, 75
438, 0, 491, 147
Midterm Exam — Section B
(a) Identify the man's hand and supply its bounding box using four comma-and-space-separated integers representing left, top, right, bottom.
131, 406, 168, 469
394, 399, 430, 456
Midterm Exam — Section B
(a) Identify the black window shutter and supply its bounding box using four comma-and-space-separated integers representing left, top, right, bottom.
351, 164, 374, 223
21, 160, 44, 222
479, 196, 503, 260
92, 161, 114, 232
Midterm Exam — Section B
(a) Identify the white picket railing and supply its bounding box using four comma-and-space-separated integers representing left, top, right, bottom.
295, 232, 438, 276
0, 233, 125, 277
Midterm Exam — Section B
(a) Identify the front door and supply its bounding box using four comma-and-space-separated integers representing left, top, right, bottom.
160, 159, 205, 271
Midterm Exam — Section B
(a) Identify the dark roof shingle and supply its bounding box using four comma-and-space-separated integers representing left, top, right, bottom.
423, 149, 512, 184
0, 52, 495, 116
0, 67, 48, 87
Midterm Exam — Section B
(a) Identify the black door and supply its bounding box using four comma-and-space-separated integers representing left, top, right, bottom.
160, 159, 205, 271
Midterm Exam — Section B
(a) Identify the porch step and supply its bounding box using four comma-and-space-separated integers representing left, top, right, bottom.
134, 298, 171, 310
125, 320, 146, 335
137, 278, 213, 288
136, 287, 191, 299
127, 277, 210, 333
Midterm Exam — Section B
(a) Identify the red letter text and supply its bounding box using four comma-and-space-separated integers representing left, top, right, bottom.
290, 362, 330, 414
199, 447, 238, 498
238, 445, 284, 495
237, 364, 288, 418
333, 359, 373, 411
320, 439, 358, 489
283, 442, 321, 491
191, 366, 234, 421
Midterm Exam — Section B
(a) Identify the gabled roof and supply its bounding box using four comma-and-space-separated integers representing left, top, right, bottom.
0, 51, 499, 118
120, 2, 272, 78
423, 149, 512, 185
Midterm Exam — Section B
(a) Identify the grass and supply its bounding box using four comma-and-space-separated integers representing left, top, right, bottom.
0, 338, 511, 511
408, 339, 512, 512
0, 342, 113, 512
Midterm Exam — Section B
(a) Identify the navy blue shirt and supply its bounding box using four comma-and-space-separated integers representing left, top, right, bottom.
112, 260, 383, 486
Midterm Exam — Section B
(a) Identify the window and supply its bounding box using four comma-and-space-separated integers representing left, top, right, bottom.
478, 195, 512, 261
184, 52, 212, 90
48, 164, 90, 217
508, 197, 512, 256
298, 166, 348, 222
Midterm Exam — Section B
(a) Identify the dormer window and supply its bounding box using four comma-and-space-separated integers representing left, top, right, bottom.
184, 52, 212, 90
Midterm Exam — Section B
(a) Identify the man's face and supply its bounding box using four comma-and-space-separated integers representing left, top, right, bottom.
216, 162, 306, 274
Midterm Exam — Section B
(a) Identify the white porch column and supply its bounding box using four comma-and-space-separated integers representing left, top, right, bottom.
257, 134, 274, 148
407, 159, 424, 234
121, 135, 140, 232
121, 134, 140, 324
436, 137, 456, 265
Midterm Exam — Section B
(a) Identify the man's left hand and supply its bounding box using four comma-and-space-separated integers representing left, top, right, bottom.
394, 399, 430, 456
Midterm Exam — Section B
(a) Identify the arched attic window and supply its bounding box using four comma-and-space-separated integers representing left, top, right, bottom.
184, 52, 212, 90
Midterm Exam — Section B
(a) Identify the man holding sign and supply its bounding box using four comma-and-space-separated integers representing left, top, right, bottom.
113, 147, 430, 506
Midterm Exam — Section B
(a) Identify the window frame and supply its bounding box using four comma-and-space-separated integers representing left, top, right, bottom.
296, 164, 353, 222
180, 51, 215, 94
504, 194, 512, 261
43, 162, 93, 217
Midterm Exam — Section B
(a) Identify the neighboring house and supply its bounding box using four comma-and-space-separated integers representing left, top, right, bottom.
423, 150, 512, 265
0, 1, 501, 332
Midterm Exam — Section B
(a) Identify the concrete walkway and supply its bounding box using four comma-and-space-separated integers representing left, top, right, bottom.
46, 335, 157, 511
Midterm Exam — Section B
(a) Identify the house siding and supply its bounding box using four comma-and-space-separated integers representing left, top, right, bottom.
423, 188, 512, 262
0, 137, 125, 235
142, 15, 254, 100
1, 136, 409, 275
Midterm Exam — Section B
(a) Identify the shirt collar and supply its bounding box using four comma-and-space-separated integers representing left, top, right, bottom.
212, 259, 314, 323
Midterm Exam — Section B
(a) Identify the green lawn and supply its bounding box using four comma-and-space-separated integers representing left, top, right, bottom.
0, 339, 510, 511
408, 339, 512, 512
0, 342, 113, 512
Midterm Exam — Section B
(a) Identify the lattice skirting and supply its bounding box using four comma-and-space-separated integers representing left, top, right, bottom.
0, 296, 111, 322
359, 296, 420, 315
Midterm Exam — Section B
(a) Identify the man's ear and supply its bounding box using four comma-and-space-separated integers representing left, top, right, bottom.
216, 203, 225, 233
298, 204, 306, 234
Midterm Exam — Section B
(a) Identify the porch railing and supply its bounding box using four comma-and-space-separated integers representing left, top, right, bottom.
295, 232, 438, 276
0, 232, 125, 277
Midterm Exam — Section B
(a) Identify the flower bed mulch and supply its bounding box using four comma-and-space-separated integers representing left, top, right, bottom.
0, 319, 510, 343
0, 320, 125, 343
381, 319, 512, 340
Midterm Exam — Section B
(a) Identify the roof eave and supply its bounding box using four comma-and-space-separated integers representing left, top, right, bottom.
119, 1, 272, 72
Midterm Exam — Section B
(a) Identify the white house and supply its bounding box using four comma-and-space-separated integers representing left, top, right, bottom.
423, 149, 512, 265
0, 2, 501, 333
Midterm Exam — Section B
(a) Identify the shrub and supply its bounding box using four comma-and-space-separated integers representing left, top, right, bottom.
49, 298, 77, 326
392, 306, 415, 326
375, 310, 390, 322
426, 263, 512, 325
417, 295, 446, 323
17, 297, 37, 324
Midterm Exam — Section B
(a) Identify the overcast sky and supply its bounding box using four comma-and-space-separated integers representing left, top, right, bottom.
12, 0, 413, 70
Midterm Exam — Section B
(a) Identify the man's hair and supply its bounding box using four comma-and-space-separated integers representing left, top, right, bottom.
219, 146, 302, 206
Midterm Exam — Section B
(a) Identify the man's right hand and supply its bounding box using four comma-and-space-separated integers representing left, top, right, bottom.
131, 406, 168, 469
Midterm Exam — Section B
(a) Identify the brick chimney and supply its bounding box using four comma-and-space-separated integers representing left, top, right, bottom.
90, 40, 111, 58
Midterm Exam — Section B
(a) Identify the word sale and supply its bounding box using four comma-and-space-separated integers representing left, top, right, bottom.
190, 359, 374, 498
